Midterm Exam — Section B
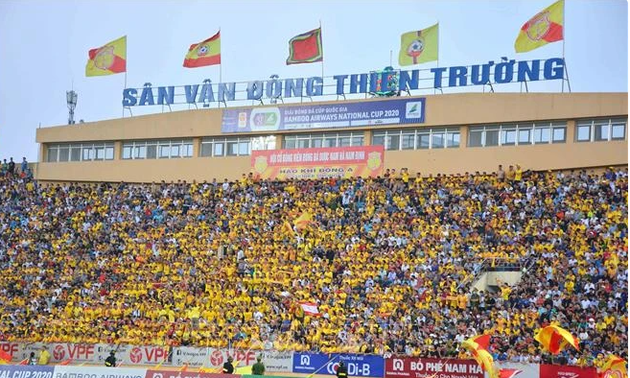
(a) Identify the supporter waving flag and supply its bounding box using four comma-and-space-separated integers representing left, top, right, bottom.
599, 355, 627, 378
534, 324, 579, 354
461, 334, 497, 378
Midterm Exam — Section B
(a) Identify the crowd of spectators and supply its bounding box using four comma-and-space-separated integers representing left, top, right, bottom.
0, 165, 626, 368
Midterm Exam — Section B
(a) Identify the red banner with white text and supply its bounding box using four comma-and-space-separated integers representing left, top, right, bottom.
251, 146, 384, 180
539, 364, 598, 378
385, 357, 484, 378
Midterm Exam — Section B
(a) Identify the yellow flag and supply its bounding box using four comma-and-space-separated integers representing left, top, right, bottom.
86, 36, 127, 77
398, 23, 438, 66
514, 0, 564, 53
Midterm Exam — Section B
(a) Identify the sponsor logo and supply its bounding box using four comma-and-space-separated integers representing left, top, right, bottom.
393, 359, 404, 372
129, 347, 143, 364
300, 355, 311, 366
53, 345, 65, 360
210, 350, 224, 366
405, 102, 423, 118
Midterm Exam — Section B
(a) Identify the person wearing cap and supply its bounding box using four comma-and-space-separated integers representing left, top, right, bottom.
105, 351, 116, 368
252, 356, 265, 375
223, 356, 234, 374
336, 361, 348, 378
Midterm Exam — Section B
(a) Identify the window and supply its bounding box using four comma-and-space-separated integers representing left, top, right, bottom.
501, 128, 516, 146
446, 130, 460, 148
46, 142, 115, 162
373, 128, 460, 150
70, 146, 81, 161
417, 132, 430, 149
518, 128, 531, 145
251, 136, 276, 151
282, 132, 363, 149
200, 137, 255, 157
552, 127, 566, 143
485, 128, 499, 146
47, 147, 58, 162
612, 122, 626, 140
401, 132, 415, 150
122, 139, 193, 159
468, 129, 483, 147
122, 145, 132, 160
431, 129, 445, 148
534, 127, 550, 144
470, 122, 566, 147
594, 121, 609, 141
386, 134, 400, 150
577, 119, 626, 142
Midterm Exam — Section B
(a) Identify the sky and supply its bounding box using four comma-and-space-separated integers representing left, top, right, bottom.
0, 0, 627, 161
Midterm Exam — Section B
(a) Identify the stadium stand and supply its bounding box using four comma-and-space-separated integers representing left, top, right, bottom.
0, 166, 626, 368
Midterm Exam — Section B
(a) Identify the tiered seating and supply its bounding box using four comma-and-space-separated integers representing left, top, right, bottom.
0, 167, 626, 367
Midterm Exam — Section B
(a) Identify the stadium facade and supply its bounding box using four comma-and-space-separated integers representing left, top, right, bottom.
35, 92, 628, 183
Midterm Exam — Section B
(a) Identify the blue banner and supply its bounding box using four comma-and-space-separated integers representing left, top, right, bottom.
221, 98, 425, 133
0, 365, 54, 377
292, 353, 384, 377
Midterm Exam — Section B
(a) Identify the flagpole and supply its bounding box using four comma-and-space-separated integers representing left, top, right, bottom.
319, 20, 324, 80
434, 22, 439, 95
562, 0, 567, 93
219, 28, 223, 108
123, 72, 127, 118
123, 35, 128, 118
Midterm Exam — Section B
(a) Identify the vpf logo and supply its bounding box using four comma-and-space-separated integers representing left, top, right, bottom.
210, 350, 224, 366
129, 347, 143, 364
393, 359, 404, 372
53, 345, 66, 360
197, 44, 209, 57
300, 355, 311, 366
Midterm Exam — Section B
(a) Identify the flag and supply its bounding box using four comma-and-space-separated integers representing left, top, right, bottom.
183, 31, 221, 68
398, 23, 438, 66
599, 355, 627, 378
461, 335, 497, 378
180, 363, 189, 372
514, 0, 564, 53
499, 368, 522, 378
59, 359, 72, 365
299, 301, 321, 316
286, 28, 323, 65
534, 324, 579, 354
0, 350, 11, 364
86, 36, 127, 77
294, 211, 313, 230
18, 358, 28, 365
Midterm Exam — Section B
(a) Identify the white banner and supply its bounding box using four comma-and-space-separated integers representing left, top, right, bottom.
53, 366, 146, 378
172, 346, 210, 368
121, 345, 171, 366
496, 362, 540, 378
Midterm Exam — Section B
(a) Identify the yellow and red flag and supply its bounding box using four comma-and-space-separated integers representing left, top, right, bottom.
461, 334, 497, 378
0, 350, 11, 364
499, 369, 522, 378
85, 36, 127, 76
599, 355, 627, 378
514, 0, 564, 53
183, 31, 221, 68
534, 324, 579, 354
294, 211, 313, 230
398, 23, 439, 66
